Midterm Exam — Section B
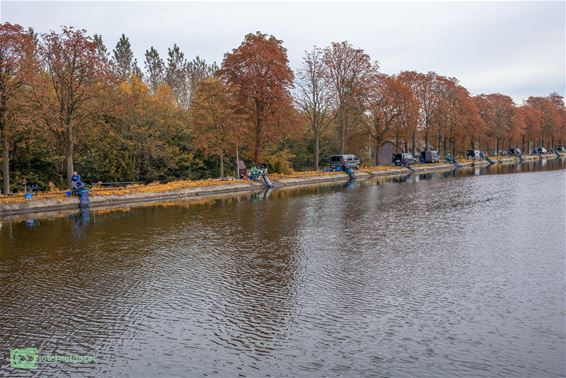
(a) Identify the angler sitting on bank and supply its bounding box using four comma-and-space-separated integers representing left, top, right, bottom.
71, 171, 85, 195
248, 165, 273, 188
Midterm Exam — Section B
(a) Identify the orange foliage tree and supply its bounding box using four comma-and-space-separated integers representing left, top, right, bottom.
433, 77, 483, 156
0, 22, 35, 194
474, 94, 517, 155
525, 94, 565, 149
219, 32, 294, 164
32, 27, 114, 189
390, 74, 419, 154
398, 71, 443, 151
364, 74, 415, 164
190, 77, 241, 178
516, 105, 542, 152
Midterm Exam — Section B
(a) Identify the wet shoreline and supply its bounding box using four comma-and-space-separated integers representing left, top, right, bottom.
0, 154, 561, 219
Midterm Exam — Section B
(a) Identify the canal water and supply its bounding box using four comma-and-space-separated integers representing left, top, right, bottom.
1, 159, 565, 377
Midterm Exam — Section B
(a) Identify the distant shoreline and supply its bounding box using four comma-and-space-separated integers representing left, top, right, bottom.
0, 155, 561, 220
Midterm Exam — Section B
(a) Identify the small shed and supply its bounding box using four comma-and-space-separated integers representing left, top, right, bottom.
236, 160, 247, 179
377, 141, 396, 165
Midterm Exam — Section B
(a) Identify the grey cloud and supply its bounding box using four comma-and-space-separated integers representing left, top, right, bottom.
1, 1, 563, 103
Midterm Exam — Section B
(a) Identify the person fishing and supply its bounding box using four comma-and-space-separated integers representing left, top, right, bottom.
249, 166, 259, 180
71, 171, 84, 194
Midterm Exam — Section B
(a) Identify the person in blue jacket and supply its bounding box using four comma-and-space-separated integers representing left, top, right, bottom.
71, 171, 84, 194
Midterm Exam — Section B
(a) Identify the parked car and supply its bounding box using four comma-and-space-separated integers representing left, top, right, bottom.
535, 147, 548, 154
392, 153, 417, 166
420, 150, 440, 163
509, 148, 522, 156
330, 154, 360, 170
466, 149, 482, 160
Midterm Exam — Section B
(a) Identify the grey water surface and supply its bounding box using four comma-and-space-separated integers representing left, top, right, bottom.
1, 159, 565, 377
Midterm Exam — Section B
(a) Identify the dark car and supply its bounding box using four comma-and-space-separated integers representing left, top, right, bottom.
330, 154, 360, 170
420, 150, 440, 163
534, 147, 548, 154
466, 149, 481, 160
392, 153, 417, 166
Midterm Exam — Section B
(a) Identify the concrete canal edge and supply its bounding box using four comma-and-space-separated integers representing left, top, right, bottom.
0, 158, 540, 218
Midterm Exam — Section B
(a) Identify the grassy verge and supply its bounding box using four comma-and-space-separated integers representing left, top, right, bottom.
0, 178, 244, 205
359, 165, 406, 173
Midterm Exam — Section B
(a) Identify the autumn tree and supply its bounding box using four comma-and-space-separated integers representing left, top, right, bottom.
144, 46, 165, 93
548, 93, 566, 146
295, 46, 332, 169
323, 41, 375, 153
0, 23, 35, 194
364, 74, 416, 165
455, 88, 483, 154
526, 94, 564, 148
34, 26, 112, 189
475, 94, 516, 155
398, 71, 445, 151
516, 104, 542, 152
391, 74, 419, 153
432, 77, 483, 156
219, 32, 294, 164
190, 77, 240, 178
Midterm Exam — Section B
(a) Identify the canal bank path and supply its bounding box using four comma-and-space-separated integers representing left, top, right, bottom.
0, 154, 561, 218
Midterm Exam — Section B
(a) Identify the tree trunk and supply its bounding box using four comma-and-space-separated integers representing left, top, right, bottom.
219, 151, 224, 179
254, 115, 262, 164
340, 114, 346, 154
314, 132, 320, 170
412, 131, 417, 155
65, 116, 74, 190
2, 127, 9, 195
452, 137, 456, 157
0, 100, 9, 194
495, 138, 499, 156
235, 143, 239, 178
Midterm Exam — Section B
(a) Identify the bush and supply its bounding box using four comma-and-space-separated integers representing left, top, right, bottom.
266, 149, 295, 174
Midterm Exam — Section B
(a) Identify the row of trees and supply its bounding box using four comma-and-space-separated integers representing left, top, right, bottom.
297, 55, 565, 166
1, 23, 565, 193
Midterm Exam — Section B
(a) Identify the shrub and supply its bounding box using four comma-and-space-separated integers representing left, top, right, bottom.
266, 149, 295, 174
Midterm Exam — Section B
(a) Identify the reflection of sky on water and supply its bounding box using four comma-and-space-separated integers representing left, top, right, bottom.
0, 158, 564, 377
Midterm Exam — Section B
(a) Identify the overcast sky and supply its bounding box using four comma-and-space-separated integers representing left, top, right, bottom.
1, 1, 564, 103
